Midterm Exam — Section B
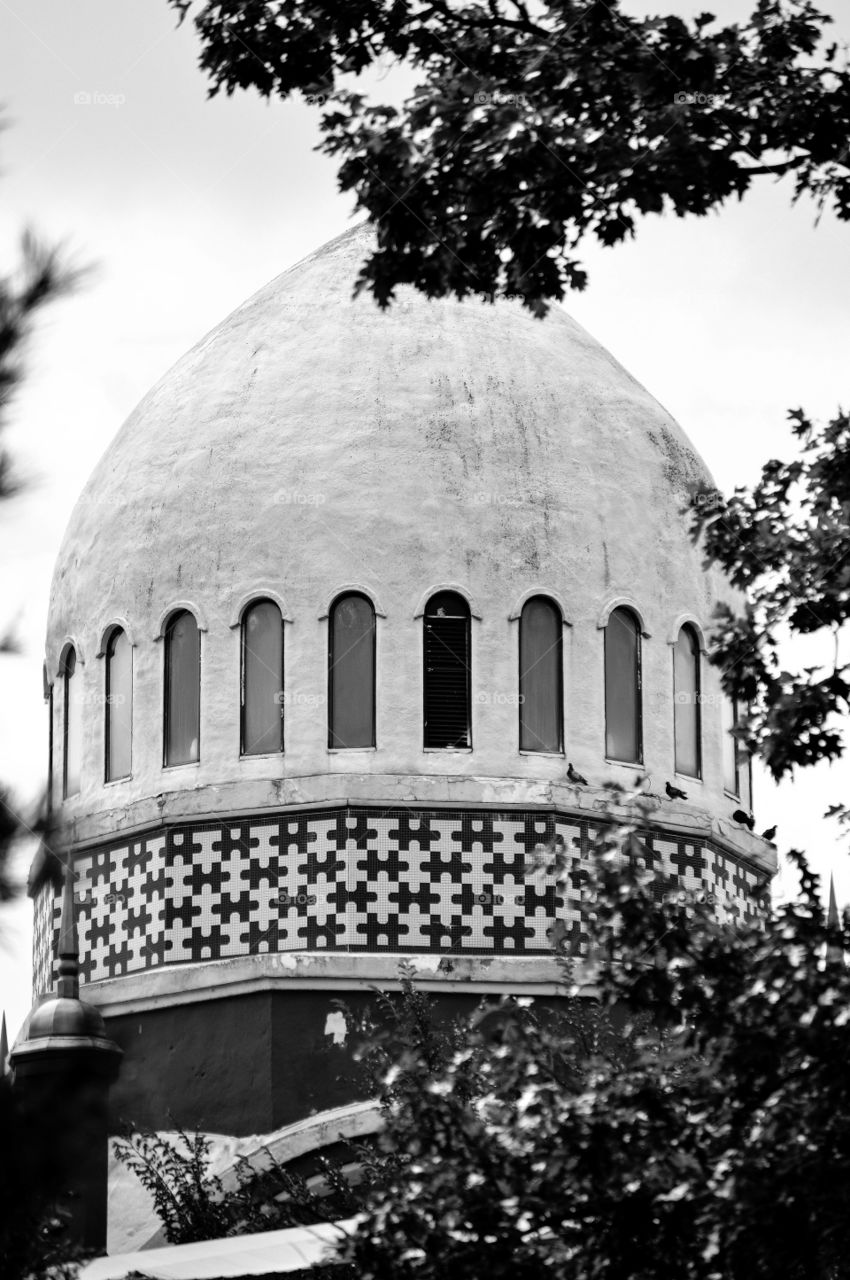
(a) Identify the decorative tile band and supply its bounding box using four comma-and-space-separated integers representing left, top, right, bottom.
32, 806, 768, 994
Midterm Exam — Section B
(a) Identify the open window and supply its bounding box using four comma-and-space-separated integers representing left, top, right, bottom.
423, 591, 471, 749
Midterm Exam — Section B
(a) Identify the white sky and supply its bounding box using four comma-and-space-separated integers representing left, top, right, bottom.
1, 0, 849, 1039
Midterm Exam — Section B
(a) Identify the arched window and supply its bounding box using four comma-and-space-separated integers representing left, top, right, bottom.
424, 591, 471, 749
105, 627, 133, 781
61, 646, 82, 798
722, 694, 752, 805
604, 607, 642, 763
519, 596, 563, 753
328, 593, 376, 748
241, 599, 284, 755
164, 610, 200, 766
673, 624, 701, 777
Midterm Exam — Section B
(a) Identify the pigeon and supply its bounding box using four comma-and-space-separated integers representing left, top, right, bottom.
665, 781, 688, 801
732, 809, 755, 830
761, 825, 777, 842
567, 763, 588, 786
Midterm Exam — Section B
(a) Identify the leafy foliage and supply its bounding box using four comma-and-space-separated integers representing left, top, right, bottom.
171, 0, 850, 312
333, 814, 850, 1280
692, 408, 850, 781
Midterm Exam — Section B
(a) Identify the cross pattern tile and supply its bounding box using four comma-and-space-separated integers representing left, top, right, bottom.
32, 807, 769, 992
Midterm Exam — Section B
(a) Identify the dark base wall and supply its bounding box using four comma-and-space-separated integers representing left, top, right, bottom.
105, 987, 535, 1136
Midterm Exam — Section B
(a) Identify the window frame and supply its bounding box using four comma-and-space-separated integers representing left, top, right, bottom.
240, 598, 285, 757
163, 609, 201, 768
723, 694, 752, 803
422, 590, 472, 751
104, 625, 133, 782
603, 606, 643, 766
518, 595, 564, 754
672, 623, 702, 779
327, 591, 377, 750
61, 645, 81, 799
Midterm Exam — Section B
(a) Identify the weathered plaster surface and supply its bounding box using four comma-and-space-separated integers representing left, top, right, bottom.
46, 223, 748, 839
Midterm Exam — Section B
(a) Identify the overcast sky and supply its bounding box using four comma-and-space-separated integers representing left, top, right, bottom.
1, 0, 848, 1038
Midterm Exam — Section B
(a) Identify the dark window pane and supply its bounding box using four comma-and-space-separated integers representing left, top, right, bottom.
106, 628, 132, 780
424, 591, 471, 749
242, 600, 284, 755
604, 607, 641, 763
673, 625, 700, 777
329, 594, 375, 748
165, 611, 200, 766
722, 694, 738, 794
62, 647, 82, 798
519, 597, 563, 752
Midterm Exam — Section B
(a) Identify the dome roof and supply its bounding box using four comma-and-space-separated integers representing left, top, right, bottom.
26, 994, 108, 1041
46, 222, 738, 833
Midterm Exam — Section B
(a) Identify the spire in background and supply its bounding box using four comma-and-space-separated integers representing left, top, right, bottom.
827, 873, 844, 965
0, 1011, 8, 1076
56, 863, 80, 1000
828, 873, 839, 928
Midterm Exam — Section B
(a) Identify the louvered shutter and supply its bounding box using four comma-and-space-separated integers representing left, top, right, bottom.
424, 595, 471, 748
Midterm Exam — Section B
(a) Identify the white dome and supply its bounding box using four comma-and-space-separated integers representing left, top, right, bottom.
47, 222, 741, 842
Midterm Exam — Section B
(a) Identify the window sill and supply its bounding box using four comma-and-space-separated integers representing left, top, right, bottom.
162, 760, 201, 771
423, 747, 473, 753
327, 746, 377, 753
675, 772, 702, 784
519, 750, 564, 758
240, 751, 285, 760
104, 774, 132, 787
604, 758, 644, 770
723, 788, 742, 802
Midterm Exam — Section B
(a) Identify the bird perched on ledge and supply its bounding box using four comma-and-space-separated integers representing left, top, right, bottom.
665, 781, 687, 801
732, 809, 755, 830
761, 824, 777, 842
567, 763, 588, 785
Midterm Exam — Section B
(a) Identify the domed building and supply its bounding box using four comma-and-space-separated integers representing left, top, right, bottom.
24, 222, 774, 1245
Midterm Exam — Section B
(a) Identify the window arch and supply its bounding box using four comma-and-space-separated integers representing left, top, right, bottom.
61, 646, 82, 798
164, 610, 200, 766
673, 624, 701, 777
105, 627, 133, 781
423, 591, 471, 749
241, 599, 284, 755
519, 596, 563, 753
328, 593, 376, 748
604, 606, 642, 763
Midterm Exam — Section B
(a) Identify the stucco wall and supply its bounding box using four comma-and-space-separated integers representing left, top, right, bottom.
45, 223, 748, 847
